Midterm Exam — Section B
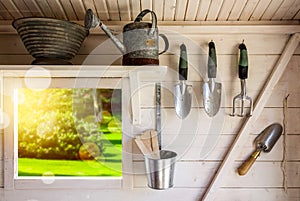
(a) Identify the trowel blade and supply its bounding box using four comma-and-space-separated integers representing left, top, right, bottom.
174, 81, 192, 119
254, 123, 283, 152
203, 80, 222, 117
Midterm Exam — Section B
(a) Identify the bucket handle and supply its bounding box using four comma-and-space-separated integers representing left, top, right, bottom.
159, 34, 169, 55
134, 9, 157, 36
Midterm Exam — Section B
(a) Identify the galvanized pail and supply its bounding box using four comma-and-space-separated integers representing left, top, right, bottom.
144, 150, 177, 190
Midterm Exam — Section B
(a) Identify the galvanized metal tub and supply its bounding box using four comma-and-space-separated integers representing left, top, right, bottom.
12, 17, 88, 61
144, 150, 177, 190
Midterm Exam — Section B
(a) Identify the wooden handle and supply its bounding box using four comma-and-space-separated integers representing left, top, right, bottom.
237, 150, 260, 176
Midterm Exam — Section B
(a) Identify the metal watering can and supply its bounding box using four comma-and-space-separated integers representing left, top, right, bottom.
85, 9, 169, 65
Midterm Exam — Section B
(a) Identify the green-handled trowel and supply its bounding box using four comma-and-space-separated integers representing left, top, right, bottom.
174, 44, 192, 119
203, 41, 222, 117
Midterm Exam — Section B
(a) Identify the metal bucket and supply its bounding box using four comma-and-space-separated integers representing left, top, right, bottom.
144, 150, 177, 190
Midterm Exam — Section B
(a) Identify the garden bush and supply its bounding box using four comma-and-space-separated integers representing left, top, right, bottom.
17, 89, 109, 160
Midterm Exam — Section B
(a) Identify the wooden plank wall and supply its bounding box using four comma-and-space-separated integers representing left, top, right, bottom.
1, 0, 299, 21
0, 31, 299, 201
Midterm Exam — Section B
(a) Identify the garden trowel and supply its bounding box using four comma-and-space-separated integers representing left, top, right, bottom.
237, 123, 283, 175
174, 44, 192, 119
203, 41, 221, 117
203, 41, 222, 117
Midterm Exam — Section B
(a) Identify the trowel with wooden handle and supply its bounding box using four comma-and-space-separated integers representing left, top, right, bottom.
203, 41, 222, 117
237, 123, 283, 176
174, 44, 192, 119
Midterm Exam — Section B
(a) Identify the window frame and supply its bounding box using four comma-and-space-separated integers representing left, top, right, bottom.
2, 66, 146, 190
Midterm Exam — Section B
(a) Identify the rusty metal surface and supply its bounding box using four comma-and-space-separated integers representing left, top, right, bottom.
122, 28, 159, 61
122, 56, 159, 65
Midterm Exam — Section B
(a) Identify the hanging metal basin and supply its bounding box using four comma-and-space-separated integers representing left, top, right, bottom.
12, 17, 89, 61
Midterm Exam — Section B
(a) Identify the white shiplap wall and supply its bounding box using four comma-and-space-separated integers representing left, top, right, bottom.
0, 27, 299, 201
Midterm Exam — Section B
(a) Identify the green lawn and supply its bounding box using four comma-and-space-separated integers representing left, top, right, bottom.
18, 132, 122, 177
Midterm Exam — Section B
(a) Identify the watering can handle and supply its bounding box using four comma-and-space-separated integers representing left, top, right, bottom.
134, 9, 157, 36
159, 34, 169, 55
134, 10, 168, 54
134, 9, 157, 28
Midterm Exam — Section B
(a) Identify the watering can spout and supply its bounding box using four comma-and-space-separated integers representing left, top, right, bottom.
84, 9, 126, 54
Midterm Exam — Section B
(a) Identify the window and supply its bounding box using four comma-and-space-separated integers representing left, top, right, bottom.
16, 88, 122, 177
3, 67, 135, 189
3, 65, 166, 190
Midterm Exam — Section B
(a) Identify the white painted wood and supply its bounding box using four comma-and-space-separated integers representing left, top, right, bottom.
206, 0, 223, 21
0, 2, 12, 19
185, 0, 200, 20
1, 1, 23, 19
133, 132, 300, 161
293, 9, 300, 19
1, 188, 300, 201
228, 0, 247, 20
195, 0, 211, 20
152, 0, 164, 21
125, 107, 288, 138
129, 0, 141, 20
272, 0, 297, 20
0, 0, 299, 21
250, 0, 272, 20
23, 0, 43, 17
159, 25, 300, 34
129, 68, 167, 125
129, 71, 141, 125
106, 0, 121, 20
35, 0, 55, 18
216, 188, 299, 201
46, 0, 68, 20
164, 0, 176, 21
0, 66, 167, 78
121, 77, 134, 189
217, 0, 236, 21
269, 56, 300, 107
14, 178, 123, 189
133, 161, 300, 187
201, 33, 300, 201
174, 0, 188, 21
59, 0, 78, 20
70, 0, 86, 20
13, 0, 32, 17
261, 0, 284, 20
140, 0, 152, 20
3, 79, 15, 189
118, 0, 131, 21
93, 0, 109, 20
283, 0, 300, 20
239, 0, 260, 21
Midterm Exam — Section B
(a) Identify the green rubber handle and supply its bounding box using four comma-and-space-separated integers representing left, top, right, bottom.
208, 41, 217, 78
239, 43, 248, 79
179, 44, 188, 80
